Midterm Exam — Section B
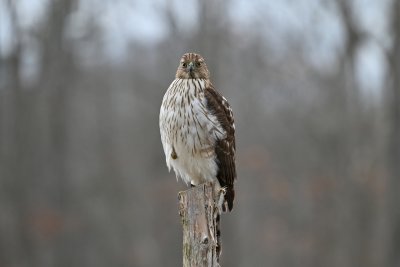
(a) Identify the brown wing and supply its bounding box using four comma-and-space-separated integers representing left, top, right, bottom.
204, 85, 236, 211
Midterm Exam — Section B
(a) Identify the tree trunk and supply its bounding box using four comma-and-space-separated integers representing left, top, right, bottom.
178, 182, 220, 267
386, 1, 400, 266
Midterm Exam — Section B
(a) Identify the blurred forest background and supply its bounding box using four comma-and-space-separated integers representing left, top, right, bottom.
1, 0, 400, 266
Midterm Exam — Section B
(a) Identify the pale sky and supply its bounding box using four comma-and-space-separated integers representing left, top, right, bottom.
0, 0, 391, 96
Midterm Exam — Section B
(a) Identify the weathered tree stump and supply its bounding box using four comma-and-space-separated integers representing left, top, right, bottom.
178, 182, 220, 267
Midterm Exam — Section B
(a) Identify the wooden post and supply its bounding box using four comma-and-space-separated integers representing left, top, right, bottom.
178, 182, 220, 267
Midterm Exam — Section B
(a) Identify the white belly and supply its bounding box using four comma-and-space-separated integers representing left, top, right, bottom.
159, 79, 226, 185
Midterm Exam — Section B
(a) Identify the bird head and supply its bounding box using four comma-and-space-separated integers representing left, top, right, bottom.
175, 53, 210, 79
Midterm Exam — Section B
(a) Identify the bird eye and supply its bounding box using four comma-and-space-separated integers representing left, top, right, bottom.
182, 62, 187, 68
196, 62, 201, 67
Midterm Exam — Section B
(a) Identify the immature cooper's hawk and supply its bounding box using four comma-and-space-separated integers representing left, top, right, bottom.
159, 52, 236, 211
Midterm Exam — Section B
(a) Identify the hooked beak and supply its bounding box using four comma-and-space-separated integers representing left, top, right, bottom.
187, 62, 194, 73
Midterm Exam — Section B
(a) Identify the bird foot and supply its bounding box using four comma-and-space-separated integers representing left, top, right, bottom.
215, 187, 227, 216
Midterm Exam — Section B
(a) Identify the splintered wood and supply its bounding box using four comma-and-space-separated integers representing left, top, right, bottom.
178, 182, 220, 267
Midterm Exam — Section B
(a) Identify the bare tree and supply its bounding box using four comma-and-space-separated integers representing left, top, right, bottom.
386, 1, 400, 266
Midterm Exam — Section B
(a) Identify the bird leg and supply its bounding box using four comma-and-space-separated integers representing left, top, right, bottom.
214, 185, 227, 217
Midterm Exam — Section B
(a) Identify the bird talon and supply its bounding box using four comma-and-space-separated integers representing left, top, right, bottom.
216, 187, 227, 214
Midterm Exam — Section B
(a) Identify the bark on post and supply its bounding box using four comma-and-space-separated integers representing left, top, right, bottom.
178, 182, 220, 267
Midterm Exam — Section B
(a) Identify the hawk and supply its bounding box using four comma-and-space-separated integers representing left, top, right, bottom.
159, 52, 236, 211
